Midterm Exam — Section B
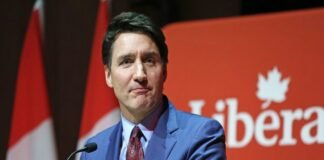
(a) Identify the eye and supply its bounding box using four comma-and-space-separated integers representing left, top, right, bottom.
120, 57, 133, 66
144, 56, 156, 65
145, 57, 156, 65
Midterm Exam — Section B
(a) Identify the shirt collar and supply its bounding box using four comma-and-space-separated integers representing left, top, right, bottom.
121, 101, 165, 143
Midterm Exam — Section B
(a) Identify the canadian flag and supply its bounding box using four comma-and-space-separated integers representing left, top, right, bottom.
77, 0, 120, 155
6, 1, 58, 160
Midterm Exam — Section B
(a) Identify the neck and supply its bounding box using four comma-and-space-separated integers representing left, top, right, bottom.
121, 99, 164, 124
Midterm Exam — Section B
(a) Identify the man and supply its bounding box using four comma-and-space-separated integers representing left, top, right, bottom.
81, 12, 226, 160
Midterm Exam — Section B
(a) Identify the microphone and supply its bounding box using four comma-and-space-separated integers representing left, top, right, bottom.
66, 142, 97, 160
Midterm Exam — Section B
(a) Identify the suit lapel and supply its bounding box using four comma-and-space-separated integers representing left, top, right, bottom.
145, 101, 179, 160
106, 121, 123, 160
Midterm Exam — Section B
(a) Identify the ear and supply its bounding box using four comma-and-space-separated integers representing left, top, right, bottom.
104, 65, 113, 88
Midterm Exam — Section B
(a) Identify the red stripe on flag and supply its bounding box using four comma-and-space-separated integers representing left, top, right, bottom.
79, 0, 119, 137
8, 8, 51, 148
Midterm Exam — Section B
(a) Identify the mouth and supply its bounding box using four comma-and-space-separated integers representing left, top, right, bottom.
130, 87, 151, 95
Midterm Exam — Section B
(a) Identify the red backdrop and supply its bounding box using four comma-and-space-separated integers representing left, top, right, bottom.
164, 8, 324, 160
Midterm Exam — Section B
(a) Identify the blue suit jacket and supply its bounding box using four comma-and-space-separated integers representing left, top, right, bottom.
81, 99, 226, 160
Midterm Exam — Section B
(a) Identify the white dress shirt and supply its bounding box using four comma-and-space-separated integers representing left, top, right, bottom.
119, 105, 164, 160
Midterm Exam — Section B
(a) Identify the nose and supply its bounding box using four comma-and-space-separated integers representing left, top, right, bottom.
133, 60, 147, 84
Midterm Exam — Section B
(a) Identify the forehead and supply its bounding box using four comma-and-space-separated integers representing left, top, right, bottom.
111, 32, 159, 55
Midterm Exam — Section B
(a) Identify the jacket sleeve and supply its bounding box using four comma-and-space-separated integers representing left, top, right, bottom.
187, 119, 226, 160
80, 151, 87, 160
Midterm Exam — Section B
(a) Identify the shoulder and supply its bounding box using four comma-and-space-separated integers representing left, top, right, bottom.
80, 123, 121, 160
174, 109, 224, 133
165, 97, 224, 135
86, 122, 120, 143
177, 110, 224, 135
170, 107, 226, 159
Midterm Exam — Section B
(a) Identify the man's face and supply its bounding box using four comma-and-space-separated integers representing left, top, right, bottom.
105, 32, 166, 122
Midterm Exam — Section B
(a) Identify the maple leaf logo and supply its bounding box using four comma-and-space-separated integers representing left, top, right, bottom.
256, 66, 290, 109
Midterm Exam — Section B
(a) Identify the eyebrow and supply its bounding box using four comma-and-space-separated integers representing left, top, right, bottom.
117, 51, 159, 60
142, 51, 160, 59
117, 54, 135, 62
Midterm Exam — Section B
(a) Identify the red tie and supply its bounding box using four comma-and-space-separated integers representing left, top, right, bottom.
127, 126, 144, 160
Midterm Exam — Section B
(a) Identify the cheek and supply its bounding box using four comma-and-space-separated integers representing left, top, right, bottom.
112, 71, 131, 87
150, 72, 165, 87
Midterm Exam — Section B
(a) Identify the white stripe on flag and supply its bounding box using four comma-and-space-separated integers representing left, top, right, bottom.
6, 118, 57, 160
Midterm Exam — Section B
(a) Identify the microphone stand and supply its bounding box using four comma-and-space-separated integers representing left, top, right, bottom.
66, 143, 97, 160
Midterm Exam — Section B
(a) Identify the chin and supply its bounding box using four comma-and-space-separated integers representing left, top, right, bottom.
135, 99, 156, 110
131, 94, 160, 108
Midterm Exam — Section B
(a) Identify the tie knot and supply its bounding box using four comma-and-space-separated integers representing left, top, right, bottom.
131, 126, 142, 138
